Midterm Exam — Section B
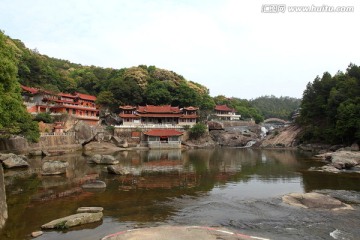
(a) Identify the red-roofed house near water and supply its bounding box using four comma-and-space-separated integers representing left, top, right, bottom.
21, 85, 99, 126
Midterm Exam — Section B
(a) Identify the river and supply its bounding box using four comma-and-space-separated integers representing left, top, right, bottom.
0, 149, 359, 240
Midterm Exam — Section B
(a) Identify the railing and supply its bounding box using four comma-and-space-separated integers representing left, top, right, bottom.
114, 124, 184, 129
40, 132, 75, 136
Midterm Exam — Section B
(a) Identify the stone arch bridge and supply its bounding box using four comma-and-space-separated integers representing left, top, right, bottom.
263, 118, 287, 124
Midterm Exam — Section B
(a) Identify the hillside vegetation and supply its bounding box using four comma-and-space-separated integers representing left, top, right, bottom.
0, 31, 302, 135
0, 31, 39, 141
298, 64, 360, 145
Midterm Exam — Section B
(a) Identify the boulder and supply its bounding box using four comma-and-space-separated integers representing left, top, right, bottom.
1, 154, 29, 169
282, 192, 353, 210
77, 207, 103, 213
351, 143, 359, 151
82, 180, 106, 189
208, 121, 224, 130
90, 154, 118, 165
107, 165, 131, 175
31, 231, 43, 238
41, 212, 103, 229
41, 161, 69, 175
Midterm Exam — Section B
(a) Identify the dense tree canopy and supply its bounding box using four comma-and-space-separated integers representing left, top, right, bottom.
3, 33, 304, 128
250, 96, 301, 120
0, 31, 39, 142
298, 64, 360, 144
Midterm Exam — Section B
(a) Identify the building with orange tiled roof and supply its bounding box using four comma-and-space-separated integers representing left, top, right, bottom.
214, 104, 241, 121
119, 105, 198, 126
21, 85, 99, 125
143, 129, 184, 149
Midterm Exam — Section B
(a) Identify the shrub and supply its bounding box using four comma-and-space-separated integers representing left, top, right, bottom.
189, 123, 207, 139
34, 112, 54, 123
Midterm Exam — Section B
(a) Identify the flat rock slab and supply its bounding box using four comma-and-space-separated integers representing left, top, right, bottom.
1, 154, 29, 169
41, 212, 103, 229
77, 207, 103, 213
82, 180, 106, 189
31, 231, 43, 238
101, 226, 269, 240
282, 192, 353, 210
42, 161, 69, 175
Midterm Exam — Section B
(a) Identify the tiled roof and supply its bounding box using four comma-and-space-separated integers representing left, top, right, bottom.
58, 93, 77, 99
137, 113, 183, 117
144, 129, 183, 137
76, 92, 97, 101
21, 85, 39, 94
137, 105, 180, 113
215, 104, 233, 112
183, 106, 199, 111
119, 105, 137, 110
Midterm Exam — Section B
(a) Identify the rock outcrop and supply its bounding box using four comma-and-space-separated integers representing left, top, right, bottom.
0, 153, 29, 169
260, 125, 301, 148
41, 161, 69, 175
89, 154, 119, 165
282, 192, 353, 210
41, 212, 103, 229
210, 130, 254, 147
310, 151, 360, 173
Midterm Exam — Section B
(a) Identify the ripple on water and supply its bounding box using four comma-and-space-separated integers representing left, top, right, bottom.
330, 229, 354, 240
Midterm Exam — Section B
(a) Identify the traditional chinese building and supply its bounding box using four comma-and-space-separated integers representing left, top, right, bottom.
143, 129, 184, 149
21, 85, 99, 125
119, 105, 198, 126
214, 104, 241, 121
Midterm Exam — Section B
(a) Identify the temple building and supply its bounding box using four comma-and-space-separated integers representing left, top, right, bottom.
214, 104, 241, 121
143, 129, 183, 149
119, 105, 198, 126
21, 85, 99, 125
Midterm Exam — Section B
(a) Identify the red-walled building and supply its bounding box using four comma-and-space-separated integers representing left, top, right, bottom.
21, 85, 99, 125
214, 104, 241, 121
119, 105, 198, 126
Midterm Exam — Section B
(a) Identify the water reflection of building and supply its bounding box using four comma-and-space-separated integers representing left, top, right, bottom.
0, 166, 8, 230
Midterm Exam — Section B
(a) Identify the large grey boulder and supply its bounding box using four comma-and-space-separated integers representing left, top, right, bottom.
282, 192, 353, 210
41, 161, 69, 175
41, 212, 103, 229
89, 154, 118, 165
1, 154, 29, 169
311, 151, 360, 173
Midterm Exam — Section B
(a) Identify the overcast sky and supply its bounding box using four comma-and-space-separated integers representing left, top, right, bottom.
1, 0, 359, 99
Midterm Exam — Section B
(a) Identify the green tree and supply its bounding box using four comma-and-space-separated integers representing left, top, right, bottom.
144, 81, 172, 105
189, 123, 207, 139
34, 112, 54, 123
0, 31, 39, 142
299, 64, 360, 144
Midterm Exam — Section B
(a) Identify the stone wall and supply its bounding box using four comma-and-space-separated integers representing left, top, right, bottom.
0, 166, 7, 230
0, 134, 80, 153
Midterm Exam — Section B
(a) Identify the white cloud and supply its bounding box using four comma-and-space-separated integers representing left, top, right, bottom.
1, 0, 359, 99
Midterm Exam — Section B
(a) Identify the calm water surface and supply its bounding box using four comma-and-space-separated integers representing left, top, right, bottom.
1, 148, 359, 240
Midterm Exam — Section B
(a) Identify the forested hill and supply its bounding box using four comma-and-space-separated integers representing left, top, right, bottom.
8, 35, 213, 112
250, 96, 301, 120
297, 64, 360, 145
2, 31, 301, 122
